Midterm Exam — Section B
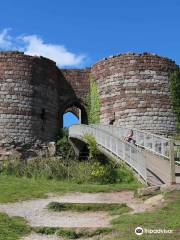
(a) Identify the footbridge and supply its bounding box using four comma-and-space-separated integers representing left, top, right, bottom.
69, 124, 180, 185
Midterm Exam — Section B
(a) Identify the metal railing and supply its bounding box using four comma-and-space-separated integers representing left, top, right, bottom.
93, 124, 170, 158
69, 124, 147, 181
69, 124, 179, 184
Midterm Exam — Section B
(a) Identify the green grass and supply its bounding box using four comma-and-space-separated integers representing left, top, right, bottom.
34, 227, 113, 239
0, 175, 142, 203
47, 202, 130, 215
111, 191, 180, 240
0, 212, 31, 240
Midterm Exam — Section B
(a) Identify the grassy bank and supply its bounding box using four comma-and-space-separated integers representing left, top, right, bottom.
111, 191, 180, 240
34, 227, 113, 239
0, 175, 142, 203
0, 213, 31, 240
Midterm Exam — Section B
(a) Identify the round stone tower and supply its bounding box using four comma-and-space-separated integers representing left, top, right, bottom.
91, 53, 178, 135
0, 51, 63, 154
0, 51, 89, 158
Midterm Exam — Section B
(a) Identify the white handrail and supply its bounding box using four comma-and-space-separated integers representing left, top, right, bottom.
69, 124, 147, 181
92, 124, 170, 158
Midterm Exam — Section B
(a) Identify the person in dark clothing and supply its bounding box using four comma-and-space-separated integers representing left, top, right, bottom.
124, 129, 136, 145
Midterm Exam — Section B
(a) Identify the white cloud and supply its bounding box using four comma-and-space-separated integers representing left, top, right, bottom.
0, 29, 13, 50
0, 29, 86, 67
21, 35, 85, 67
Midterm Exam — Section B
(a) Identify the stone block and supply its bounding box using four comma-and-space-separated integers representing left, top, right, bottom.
137, 186, 160, 196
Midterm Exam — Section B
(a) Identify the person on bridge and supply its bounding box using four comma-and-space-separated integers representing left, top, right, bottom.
124, 130, 136, 145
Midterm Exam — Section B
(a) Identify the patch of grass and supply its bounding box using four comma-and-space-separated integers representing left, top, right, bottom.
47, 202, 130, 215
111, 191, 180, 240
0, 175, 142, 203
34, 227, 113, 239
0, 212, 31, 240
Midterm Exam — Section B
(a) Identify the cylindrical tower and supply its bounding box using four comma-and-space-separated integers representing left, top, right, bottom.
91, 53, 178, 135
0, 52, 61, 151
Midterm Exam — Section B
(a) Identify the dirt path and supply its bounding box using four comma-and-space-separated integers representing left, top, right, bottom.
22, 233, 63, 240
0, 191, 164, 240
0, 191, 150, 227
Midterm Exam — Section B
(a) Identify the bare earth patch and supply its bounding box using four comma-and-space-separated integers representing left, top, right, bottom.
0, 191, 164, 240
22, 233, 62, 240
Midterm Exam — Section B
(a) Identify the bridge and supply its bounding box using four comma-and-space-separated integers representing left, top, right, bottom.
69, 124, 180, 186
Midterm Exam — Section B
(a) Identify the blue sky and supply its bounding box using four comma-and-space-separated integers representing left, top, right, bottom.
63, 113, 79, 128
0, 0, 180, 126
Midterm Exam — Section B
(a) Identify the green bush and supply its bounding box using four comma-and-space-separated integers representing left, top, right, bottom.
56, 229, 79, 239
116, 162, 135, 183
0, 134, 135, 184
83, 134, 99, 160
0, 157, 69, 180
56, 128, 75, 159
0, 157, 135, 184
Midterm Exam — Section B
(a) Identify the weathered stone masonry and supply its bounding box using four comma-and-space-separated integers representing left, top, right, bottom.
0, 52, 89, 155
0, 51, 178, 156
91, 53, 178, 135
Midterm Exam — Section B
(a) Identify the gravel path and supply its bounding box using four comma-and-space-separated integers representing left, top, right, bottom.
0, 195, 112, 228
22, 233, 63, 240
0, 191, 157, 228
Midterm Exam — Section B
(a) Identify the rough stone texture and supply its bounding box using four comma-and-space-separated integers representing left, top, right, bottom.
61, 68, 91, 102
91, 52, 178, 135
0, 52, 89, 157
137, 186, 160, 196
0, 51, 179, 156
47, 142, 56, 156
61, 68, 90, 122
160, 183, 180, 193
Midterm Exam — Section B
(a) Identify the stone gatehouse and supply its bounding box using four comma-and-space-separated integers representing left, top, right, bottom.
0, 51, 178, 156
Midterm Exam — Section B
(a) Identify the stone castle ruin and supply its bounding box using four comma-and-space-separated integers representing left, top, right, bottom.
0, 51, 178, 157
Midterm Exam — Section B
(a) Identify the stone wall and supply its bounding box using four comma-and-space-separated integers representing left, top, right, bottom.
91, 53, 178, 135
61, 68, 90, 124
61, 68, 90, 101
0, 52, 89, 157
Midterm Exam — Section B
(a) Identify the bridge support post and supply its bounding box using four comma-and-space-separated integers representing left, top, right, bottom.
78, 109, 82, 124
169, 139, 176, 184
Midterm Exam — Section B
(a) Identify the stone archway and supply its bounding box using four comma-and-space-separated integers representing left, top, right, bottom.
60, 99, 88, 128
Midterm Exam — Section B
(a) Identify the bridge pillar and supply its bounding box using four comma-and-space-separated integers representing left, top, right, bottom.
69, 137, 88, 159
169, 139, 176, 184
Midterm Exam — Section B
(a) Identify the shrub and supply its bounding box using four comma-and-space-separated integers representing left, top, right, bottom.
116, 162, 135, 183
0, 134, 136, 184
56, 128, 75, 159
83, 134, 99, 160
0, 156, 136, 184
0, 157, 69, 180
